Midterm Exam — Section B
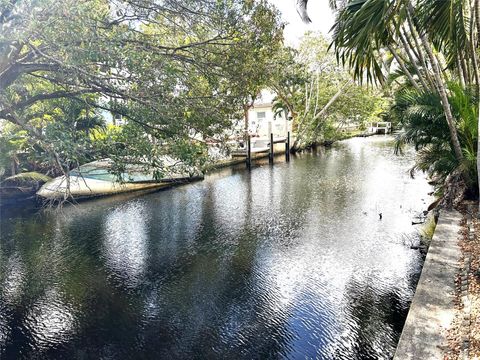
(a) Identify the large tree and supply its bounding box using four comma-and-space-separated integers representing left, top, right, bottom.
0, 0, 283, 174
270, 32, 386, 151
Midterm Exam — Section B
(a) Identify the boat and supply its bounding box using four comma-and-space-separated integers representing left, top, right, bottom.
37, 158, 203, 200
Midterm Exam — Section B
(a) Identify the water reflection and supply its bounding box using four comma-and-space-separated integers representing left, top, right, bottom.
24, 288, 76, 350
103, 201, 149, 288
1, 253, 25, 304
0, 136, 431, 359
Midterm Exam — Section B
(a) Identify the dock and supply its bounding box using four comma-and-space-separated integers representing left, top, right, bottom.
229, 133, 291, 169
368, 121, 392, 134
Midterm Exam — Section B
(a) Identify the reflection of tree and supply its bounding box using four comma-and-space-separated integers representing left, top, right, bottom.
0, 138, 428, 359
0, 152, 352, 358
131, 172, 295, 358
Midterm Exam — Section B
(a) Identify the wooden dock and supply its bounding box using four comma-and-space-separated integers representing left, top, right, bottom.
368, 121, 392, 134
230, 133, 291, 169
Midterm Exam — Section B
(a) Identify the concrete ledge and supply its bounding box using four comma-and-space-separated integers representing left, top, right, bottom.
394, 209, 462, 360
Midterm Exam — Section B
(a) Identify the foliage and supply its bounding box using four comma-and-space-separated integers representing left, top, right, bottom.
394, 82, 478, 190
0, 0, 284, 178
0, 122, 30, 177
271, 32, 388, 149
3, 172, 51, 184
0, 96, 109, 179
328, 0, 480, 202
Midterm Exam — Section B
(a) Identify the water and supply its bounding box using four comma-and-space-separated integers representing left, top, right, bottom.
0, 136, 432, 359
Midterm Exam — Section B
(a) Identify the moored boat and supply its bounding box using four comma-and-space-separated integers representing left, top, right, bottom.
37, 159, 203, 200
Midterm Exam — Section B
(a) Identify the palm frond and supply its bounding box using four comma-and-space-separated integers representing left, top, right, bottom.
3, 172, 52, 184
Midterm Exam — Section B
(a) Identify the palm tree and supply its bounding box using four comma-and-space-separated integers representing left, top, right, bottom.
394, 82, 478, 190
299, 0, 479, 203
329, 0, 470, 163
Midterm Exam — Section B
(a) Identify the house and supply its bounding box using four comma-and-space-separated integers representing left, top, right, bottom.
245, 90, 291, 138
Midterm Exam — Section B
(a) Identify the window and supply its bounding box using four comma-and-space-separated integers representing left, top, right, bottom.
256, 111, 266, 121
114, 113, 126, 126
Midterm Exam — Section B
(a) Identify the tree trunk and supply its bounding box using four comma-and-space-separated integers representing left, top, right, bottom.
460, 51, 471, 84
477, 97, 480, 215
11, 159, 16, 176
470, 2, 480, 98
456, 56, 466, 89
407, 2, 465, 164
292, 79, 352, 151
401, 25, 422, 60
290, 79, 315, 150
470, 38, 480, 98
405, 10, 436, 88
473, 0, 480, 214
397, 29, 430, 90
311, 80, 352, 124
476, 0, 480, 41
426, 42, 465, 163
459, 53, 469, 87
387, 44, 422, 92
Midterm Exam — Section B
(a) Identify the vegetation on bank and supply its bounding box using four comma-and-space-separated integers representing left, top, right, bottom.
328, 0, 480, 206
1, 0, 479, 209
270, 33, 388, 151
0, 0, 284, 180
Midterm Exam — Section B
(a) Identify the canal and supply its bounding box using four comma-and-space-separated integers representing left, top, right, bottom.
0, 136, 432, 359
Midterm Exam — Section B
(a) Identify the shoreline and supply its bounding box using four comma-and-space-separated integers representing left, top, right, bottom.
0, 133, 392, 208
394, 209, 462, 359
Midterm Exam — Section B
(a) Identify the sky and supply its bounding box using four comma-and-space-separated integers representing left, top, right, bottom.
268, 0, 335, 47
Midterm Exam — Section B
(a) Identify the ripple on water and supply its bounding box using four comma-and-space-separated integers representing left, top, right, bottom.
23, 288, 76, 352
103, 201, 149, 289
0, 136, 431, 359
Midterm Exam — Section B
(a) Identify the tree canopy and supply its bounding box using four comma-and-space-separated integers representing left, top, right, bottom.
328, 0, 479, 204
0, 0, 284, 174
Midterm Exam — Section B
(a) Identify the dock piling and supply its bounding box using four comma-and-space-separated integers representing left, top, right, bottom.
269, 133, 274, 164
286, 132, 290, 162
247, 136, 251, 169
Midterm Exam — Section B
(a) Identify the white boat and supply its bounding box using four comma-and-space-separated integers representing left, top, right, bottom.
37, 159, 202, 200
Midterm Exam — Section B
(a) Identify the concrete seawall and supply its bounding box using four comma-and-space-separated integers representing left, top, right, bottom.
394, 210, 462, 359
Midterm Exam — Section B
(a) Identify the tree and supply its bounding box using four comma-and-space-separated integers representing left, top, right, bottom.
268, 47, 308, 134
324, 0, 479, 204
0, 0, 284, 177
393, 82, 478, 204
270, 32, 386, 151
220, 1, 284, 140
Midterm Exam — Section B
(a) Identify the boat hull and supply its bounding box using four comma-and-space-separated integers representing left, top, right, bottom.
37, 176, 171, 200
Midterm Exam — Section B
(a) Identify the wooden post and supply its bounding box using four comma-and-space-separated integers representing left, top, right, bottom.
269, 133, 274, 164
286, 131, 290, 162
247, 136, 251, 169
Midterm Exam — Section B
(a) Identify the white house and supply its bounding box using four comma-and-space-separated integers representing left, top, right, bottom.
246, 90, 291, 138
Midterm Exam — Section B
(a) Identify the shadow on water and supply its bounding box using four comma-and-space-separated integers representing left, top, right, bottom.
0, 136, 432, 359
